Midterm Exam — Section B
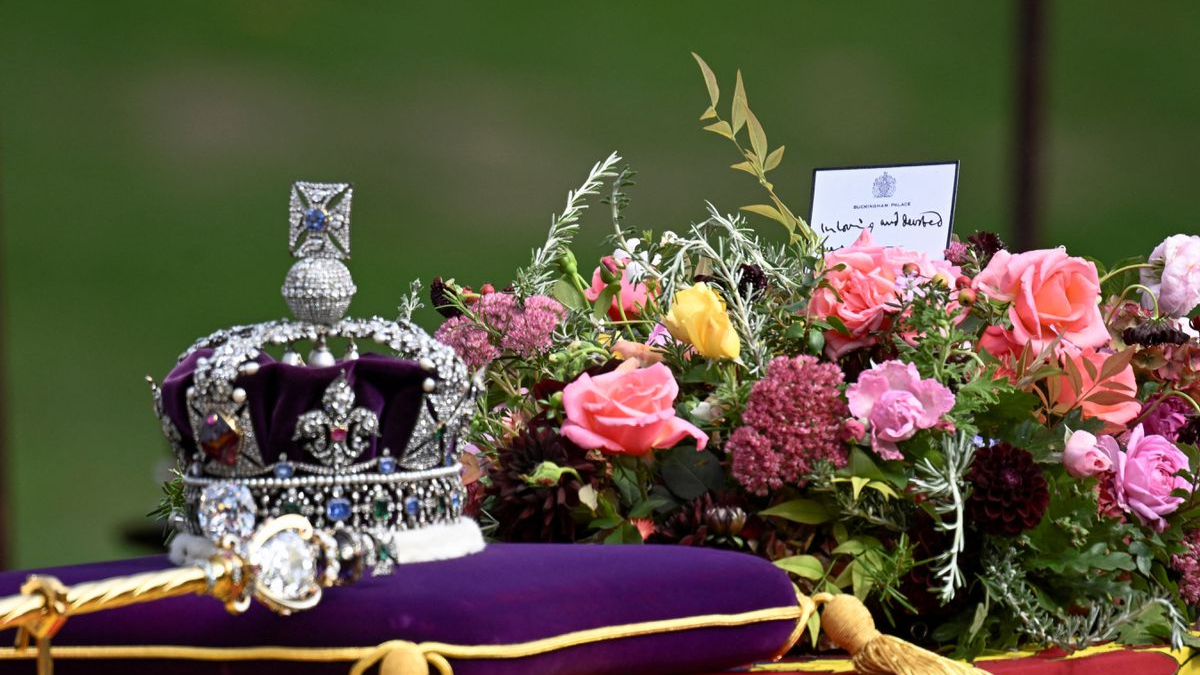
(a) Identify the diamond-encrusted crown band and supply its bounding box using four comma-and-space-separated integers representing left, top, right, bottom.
151, 182, 485, 579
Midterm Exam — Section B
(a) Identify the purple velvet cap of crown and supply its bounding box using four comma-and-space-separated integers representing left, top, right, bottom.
160, 350, 429, 468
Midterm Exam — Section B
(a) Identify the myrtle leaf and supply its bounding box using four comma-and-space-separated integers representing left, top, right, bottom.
703, 120, 735, 140
730, 161, 757, 176
741, 204, 787, 225
700, 106, 718, 121
732, 70, 748, 134
746, 108, 768, 163
691, 52, 720, 107
765, 145, 785, 171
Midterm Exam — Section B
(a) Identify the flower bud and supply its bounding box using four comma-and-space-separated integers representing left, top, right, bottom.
557, 249, 579, 277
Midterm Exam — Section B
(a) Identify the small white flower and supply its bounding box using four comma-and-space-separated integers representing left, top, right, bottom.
690, 398, 724, 424
614, 238, 661, 282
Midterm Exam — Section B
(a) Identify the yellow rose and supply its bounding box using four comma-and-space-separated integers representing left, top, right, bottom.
663, 282, 741, 360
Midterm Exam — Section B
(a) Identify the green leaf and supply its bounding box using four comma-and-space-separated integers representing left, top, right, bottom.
745, 108, 768, 163
825, 315, 851, 336
629, 496, 672, 519
660, 446, 724, 500
832, 540, 866, 556
1028, 541, 1136, 574
740, 204, 786, 225
611, 457, 640, 506
603, 522, 644, 545
764, 145, 785, 171
703, 120, 734, 140
759, 498, 833, 525
691, 52, 720, 107
551, 276, 587, 311
591, 285, 617, 321
773, 555, 825, 580
731, 70, 748, 134
807, 606, 821, 649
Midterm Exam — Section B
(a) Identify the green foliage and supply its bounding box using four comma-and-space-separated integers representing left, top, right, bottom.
691, 53, 815, 249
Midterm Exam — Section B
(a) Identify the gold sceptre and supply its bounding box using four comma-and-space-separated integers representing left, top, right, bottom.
0, 514, 340, 675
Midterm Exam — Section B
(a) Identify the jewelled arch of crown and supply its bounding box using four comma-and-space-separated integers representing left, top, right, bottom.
150, 181, 485, 575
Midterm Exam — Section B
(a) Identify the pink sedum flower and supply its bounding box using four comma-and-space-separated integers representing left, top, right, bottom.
728, 355, 849, 495
585, 256, 652, 320
1141, 234, 1200, 318
560, 361, 707, 456
846, 360, 956, 460
1063, 430, 1116, 478
1100, 424, 1191, 531
972, 247, 1108, 355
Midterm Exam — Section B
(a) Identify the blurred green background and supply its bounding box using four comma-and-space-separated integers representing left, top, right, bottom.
1, 1, 1197, 568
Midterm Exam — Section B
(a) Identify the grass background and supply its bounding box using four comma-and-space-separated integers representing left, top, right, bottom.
1, 1, 1197, 568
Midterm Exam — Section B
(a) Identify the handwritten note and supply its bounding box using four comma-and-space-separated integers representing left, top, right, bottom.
809, 162, 959, 258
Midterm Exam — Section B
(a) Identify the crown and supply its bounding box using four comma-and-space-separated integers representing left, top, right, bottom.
150, 182, 484, 578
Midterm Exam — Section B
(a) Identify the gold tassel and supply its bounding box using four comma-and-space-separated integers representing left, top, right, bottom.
812, 593, 987, 675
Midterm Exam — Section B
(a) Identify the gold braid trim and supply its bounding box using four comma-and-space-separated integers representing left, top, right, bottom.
0, 604, 803, 674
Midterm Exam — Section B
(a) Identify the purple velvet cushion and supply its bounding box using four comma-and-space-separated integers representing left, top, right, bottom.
0, 544, 799, 675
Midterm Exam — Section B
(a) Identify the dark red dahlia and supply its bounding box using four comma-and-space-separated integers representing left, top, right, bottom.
737, 264, 769, 300
650, 494, 715, 547
487, 425, 598, 543
966, 231, 1006, 265
966, 443, 1049, 536
429, 276, 463, 318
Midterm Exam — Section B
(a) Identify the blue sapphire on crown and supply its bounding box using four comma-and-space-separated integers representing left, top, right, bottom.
304, 207, 328, 232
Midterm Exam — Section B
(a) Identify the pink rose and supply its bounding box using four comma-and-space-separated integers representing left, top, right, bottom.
1054, 347, 1140, 432
1141, 234, 1200, 318
808, 231, 959, 359
973, 248, 1108, 355
1063, 430, 1116, 478
561, 361, 708, 456
585, 256, 652, 320
1101, 424, 1191, 531
846, 360, 956, 460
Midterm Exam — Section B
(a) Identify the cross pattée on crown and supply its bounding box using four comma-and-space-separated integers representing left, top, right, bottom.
288, 182, 353, 260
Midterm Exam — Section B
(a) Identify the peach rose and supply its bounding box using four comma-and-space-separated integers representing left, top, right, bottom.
1055, 347, 1140, 432
973, 248, 1108, 355
808, 231, 958, 359
560, 361, 708, 456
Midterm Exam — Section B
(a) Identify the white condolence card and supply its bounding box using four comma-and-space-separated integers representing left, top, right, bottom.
809, 162, 959, 258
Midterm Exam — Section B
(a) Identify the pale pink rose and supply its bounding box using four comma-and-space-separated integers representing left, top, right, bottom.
1101, 424, 1191, 531
1063, 430, 1116, 478
973, 248, 1108, 355
561, 361, 708, 456
1141, 234, 1200, 318
808, 231, 958, 359
1054, 347, 1140, 432
846, 360, 956, 460
585, 256, 652, 320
